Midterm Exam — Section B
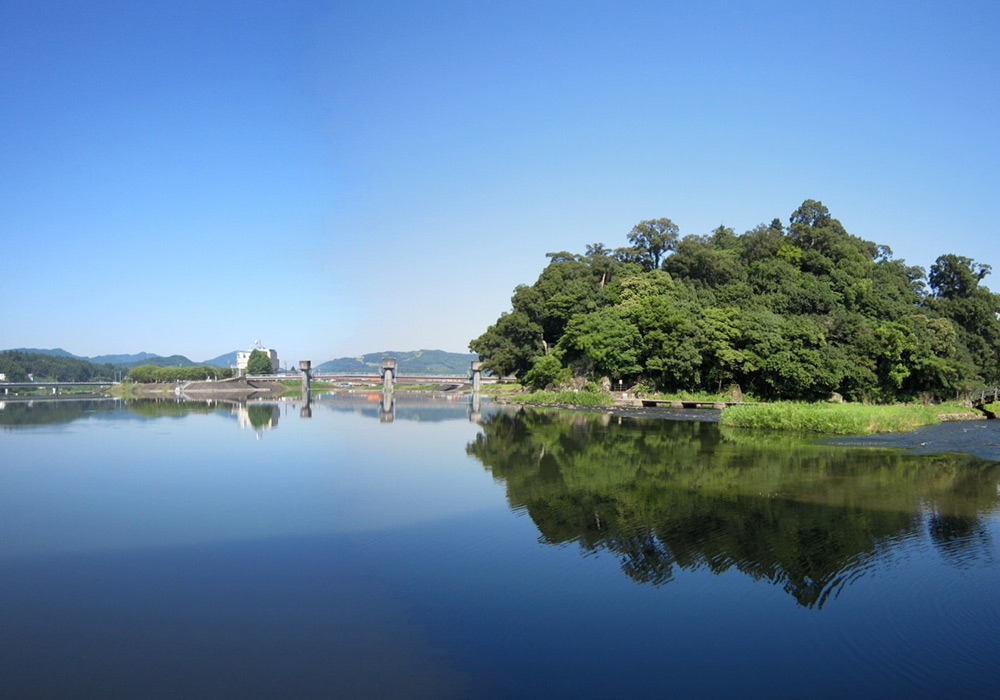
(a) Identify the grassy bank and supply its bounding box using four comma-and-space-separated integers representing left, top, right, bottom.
507, 390, 613, 407
105, 382, 138, 399
720, 401, 978, 435
279, 380, 337, 398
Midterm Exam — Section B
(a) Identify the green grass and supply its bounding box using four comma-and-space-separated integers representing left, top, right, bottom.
278, 379, 337, 398
508, 390, 613, 407
480, 382, 526, 397
720, 401, 979, 435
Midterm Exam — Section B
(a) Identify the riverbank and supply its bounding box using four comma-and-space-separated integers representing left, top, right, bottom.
720, 401, 982, 435
109, 377, 284, 400
495, 388, 985, 435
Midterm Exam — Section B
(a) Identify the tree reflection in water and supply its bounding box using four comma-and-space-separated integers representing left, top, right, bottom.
467, 408, 1000, 608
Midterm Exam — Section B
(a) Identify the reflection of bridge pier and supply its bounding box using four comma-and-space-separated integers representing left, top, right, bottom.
299, 360, 312, 418
379, 389, 395, 422
470, 360, 483, 423
379, 358, 396, 422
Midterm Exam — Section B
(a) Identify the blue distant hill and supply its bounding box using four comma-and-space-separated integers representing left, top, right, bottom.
202, 351, 239, 368
3, 348, 223, 368
90, 352, 181, 366
10, 347, 77, 358
3, 348, 477, 373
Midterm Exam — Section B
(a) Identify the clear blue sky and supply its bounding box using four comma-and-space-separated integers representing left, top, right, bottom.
2, 0, 998, 364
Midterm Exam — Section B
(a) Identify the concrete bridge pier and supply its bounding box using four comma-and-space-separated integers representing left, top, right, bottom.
300, 361, 312, 397
470, 361, 483, 393
381, 358, 397, 393
469, 361, 483, 423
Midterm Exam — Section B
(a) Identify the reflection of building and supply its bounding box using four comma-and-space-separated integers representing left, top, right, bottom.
236, 345, 279, 375
235, 403, 280, 434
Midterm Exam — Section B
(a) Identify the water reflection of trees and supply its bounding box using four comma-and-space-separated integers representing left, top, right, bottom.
467, 409, 1000, 608
0, 399, 283, 434
0, 399, 120, 428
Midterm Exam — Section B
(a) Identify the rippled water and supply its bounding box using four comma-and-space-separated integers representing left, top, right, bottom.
3, 397, 1000, 698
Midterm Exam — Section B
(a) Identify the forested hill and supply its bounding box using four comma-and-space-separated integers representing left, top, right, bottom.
0, 351, 118, 382
317, 350, 479, 375
470, 200, 1000, 402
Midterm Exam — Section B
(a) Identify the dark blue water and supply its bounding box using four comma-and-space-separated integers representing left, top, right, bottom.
3, 397, 1000, 698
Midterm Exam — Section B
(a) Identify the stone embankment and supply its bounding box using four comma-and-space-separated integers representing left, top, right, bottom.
133, 377, 284, 400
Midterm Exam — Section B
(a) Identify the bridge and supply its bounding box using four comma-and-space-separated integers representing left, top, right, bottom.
0, 381, 117, 390
248, 373, 495, 386
640, 399, 758, 409
969, 387, 1000, 418
0, 380, 117, 397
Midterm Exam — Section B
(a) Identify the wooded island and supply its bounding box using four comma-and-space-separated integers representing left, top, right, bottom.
471, 200, 1000, 402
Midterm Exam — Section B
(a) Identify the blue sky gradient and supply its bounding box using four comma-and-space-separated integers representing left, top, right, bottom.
3, 0, 998, 363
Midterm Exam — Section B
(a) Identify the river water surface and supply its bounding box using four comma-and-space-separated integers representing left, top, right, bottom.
3, 396, 1000, 699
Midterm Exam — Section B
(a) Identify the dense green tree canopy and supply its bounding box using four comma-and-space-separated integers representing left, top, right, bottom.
246, 349, 273, 376
0, 351, 117, 382
470, 200, 1000, 400
127, 365, 233, 382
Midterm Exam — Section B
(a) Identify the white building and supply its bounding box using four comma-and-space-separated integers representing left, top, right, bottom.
236, 345, 279, 375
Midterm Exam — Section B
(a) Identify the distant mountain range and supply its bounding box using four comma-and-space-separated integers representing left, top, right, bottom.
7, 348, 211, 368
4, 348, 478, 374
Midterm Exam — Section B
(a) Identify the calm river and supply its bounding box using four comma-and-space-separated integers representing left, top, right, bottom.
3, 396, 1000, 699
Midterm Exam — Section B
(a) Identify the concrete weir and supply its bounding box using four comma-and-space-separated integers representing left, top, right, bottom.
178, 377, 282, 400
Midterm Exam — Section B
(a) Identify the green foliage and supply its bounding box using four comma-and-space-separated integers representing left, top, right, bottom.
558, 307, 643, 379
127, 365, 233, 382
471, 200, 1000, 402
469, 310, 543, 379
246, 349, 273, 376
523, 354, 563, 390
0, 351, 117, 382
625, 218, 679, 271
719, 401, 973, 434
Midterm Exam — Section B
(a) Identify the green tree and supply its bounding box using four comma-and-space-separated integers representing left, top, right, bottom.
470, 199, 998, 401
469, 310, 543, 379
246, 349, 273, 375
523, 354, 564, 390
929, 254, 991, 300
626, 218, 679, 271
557, 306, 643, 380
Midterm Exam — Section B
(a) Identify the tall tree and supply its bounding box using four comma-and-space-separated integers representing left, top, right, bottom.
929, 254, 991, 300
627, 218, 679, 271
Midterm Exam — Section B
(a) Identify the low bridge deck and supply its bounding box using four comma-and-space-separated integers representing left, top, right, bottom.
640, 399, 759, 409
969, 387, 1000, 408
